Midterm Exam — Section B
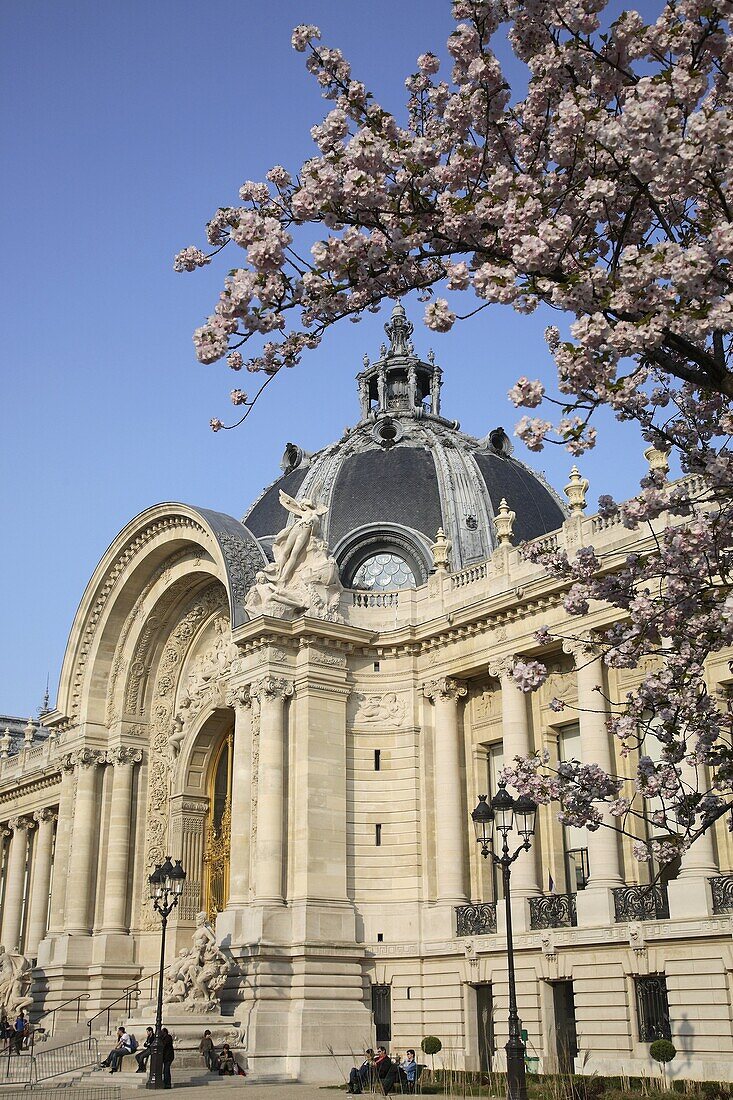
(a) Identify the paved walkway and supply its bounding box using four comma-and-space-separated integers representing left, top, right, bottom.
119, 1088, 336, 1099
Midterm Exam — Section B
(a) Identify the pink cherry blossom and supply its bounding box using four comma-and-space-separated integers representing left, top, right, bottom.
177, 4, 733, 858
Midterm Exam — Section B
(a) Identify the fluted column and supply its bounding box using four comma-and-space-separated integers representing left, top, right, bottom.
101, 748, 142, 932
226, 687, 253, 906
2, 818, 35, 952
65, 748, 105, 935
489, 659, 541, 899
25, 809, 56, 956
424, 677, 469, 904
564, 640, 623, 896
251, 677, 293, 904
47, 759, 75, 934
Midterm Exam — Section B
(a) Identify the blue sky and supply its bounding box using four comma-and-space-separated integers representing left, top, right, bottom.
1, 1, 653, 717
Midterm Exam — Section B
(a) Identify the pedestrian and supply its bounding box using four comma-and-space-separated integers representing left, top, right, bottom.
13, 1011, 27, 1054
199, 1029, 217, 1072
160, 1027, 174, 1089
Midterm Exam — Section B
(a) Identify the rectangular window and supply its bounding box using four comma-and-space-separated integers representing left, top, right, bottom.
635, 975, 672, 1042
565, 848, 590, 893
375, 824, 382, 846
374, 749, 381, 771
373, 661, 380, 672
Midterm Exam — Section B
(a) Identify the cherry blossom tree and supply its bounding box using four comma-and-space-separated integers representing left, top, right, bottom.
176, 0, 733, 867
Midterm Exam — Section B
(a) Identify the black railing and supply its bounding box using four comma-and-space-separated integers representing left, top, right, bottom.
709, 874, 733, 914
528, 892, 577, 929
87, 967, 166, 1039
30, 1037, 99, 1084
455, 902, 497, 936
38, 993, 90, 1036
612, 884, 670, 922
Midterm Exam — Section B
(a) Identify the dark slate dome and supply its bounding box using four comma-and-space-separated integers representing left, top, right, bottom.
243, 304, 566, 590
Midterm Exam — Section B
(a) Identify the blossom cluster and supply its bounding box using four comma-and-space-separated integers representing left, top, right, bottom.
177, 1, 733, 859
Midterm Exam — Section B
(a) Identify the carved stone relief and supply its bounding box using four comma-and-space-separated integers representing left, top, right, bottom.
353, 692, 406, 726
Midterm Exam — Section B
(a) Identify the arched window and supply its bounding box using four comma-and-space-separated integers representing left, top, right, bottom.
203, 733, 232, 921
352, 552, 416, 591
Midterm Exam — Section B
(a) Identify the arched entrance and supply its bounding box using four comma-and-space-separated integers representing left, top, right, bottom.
203, 728, 233, 921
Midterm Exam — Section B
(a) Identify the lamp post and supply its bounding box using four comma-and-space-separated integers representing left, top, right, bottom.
147, 856, 186, 1090
472, 781, 537, 1100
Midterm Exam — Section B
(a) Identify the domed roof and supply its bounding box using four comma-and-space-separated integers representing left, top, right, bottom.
243, 304, 566, 589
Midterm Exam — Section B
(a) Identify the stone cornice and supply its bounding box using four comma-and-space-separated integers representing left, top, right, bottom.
0, 773, 62, 804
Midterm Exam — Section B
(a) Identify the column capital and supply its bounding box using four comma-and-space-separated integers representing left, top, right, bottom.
251, 676, 294, 702
106, 746, 143, 767
225, 685, 252, 710
423, 677, 468, 703
8, 816, 36, 833
63, 747, 106, 770
562, 634, 602, 663
488, 654, 525, 681
33, 808, 57, 825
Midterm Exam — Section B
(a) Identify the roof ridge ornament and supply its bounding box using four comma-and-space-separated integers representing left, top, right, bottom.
355, 302, 443, 422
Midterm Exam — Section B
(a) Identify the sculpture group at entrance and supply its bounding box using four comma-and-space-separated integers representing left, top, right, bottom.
162, 913, 230, 1013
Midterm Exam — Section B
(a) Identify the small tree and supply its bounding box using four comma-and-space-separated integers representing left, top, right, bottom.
421, 1035, 442, 1076
650, 1039, 676, 1090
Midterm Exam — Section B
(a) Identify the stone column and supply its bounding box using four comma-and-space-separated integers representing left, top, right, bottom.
65, 748, 105, 935
667, 759, 719, 918
46, 758, 75, 934
226, 687, 253, 906
424, 678, 469, 904
565, 640, 623, 925
1, 818, 35, 952
489, 659, 541, 901
101, 747, 142, 932
25, 809, 56, 956
251, 677, 293, 904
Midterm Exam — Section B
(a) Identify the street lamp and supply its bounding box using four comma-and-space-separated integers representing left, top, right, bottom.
472, 782, 537, 1100
147, 856, 186, 1089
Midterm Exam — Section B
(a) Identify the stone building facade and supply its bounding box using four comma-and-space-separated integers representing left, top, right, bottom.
2, 306, 732, 1082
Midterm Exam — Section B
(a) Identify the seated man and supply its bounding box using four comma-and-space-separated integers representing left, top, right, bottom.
374, 1047, 398, 1095
347, 1048, 374, 1094
101, 1026, 134, 1073
400, 1049, 418, 1093
135, 1028, 155, 1073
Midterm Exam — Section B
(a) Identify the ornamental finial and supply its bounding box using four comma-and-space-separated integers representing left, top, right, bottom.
384, 301, 414, 358
494, 499, 516, 545
564, 465, 589, 515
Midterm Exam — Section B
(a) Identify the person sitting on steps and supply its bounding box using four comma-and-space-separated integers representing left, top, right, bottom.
136, 1027, 155, 1073
101, 1026, 135, 1073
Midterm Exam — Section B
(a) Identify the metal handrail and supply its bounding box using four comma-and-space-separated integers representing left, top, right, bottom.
38, 992, 91, 1036
87, 965, 170, 1039
30, 1036, 99, 1084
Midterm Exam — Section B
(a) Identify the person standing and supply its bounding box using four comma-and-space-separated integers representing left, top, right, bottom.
199, 1029, 216, 1072
160, 1028, 174, 1089
13, 1010, 27, 1054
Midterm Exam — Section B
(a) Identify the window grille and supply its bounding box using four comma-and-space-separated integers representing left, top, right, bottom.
635, 975, 672, 1042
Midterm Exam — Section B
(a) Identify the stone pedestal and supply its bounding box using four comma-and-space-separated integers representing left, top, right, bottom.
126, 1012, 242, 1071
575, 885, 616, 927
667, 876, 714, 919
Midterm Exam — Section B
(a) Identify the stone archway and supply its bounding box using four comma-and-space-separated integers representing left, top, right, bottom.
170, 710, 234, 927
